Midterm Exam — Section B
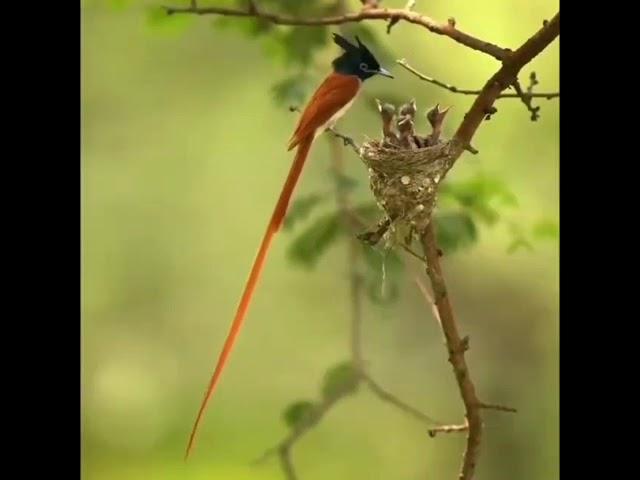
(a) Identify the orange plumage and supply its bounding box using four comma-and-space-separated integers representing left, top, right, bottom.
184, 73, 360, 460
185, 33, 392, 460
288, 73, 361, 150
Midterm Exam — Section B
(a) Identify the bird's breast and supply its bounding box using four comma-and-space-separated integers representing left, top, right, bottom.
315, 93, 359, 140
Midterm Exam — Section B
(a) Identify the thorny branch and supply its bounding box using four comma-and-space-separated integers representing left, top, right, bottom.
164, 2, 509, 61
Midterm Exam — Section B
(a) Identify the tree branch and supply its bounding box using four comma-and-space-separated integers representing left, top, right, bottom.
403, 19, 563, 464
420, 224, 482, 480
480, 402, 517, 413
428, 424, 468, 437
318, 16, 558, 480
278, 446, 297, 480
397, 59, 559, 100
362, 373, 441, 425
405, 21, 560, 471
163, 3, 509, 61
327, 126, 361, 155
454, 12, 560, 145
254, 391, 345, 467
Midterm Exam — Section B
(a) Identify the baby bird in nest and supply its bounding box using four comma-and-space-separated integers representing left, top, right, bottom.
375, 99, 400, 147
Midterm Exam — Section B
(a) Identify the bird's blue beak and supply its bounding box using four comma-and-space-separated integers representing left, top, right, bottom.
377, 67, 394, 79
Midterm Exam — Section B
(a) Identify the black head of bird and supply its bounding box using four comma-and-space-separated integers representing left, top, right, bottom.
332, 33, 394, 81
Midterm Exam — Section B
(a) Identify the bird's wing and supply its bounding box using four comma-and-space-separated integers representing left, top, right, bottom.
288, 73, 360, 151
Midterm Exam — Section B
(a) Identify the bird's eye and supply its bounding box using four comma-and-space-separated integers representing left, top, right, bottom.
359, 62, 369, 71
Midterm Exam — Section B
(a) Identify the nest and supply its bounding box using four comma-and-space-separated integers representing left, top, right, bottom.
362, 139, 463, 230
356, 100, 466, 244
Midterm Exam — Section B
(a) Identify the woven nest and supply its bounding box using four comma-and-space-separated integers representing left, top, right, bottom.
349, 99, 469, 245
359, 136, 464, 234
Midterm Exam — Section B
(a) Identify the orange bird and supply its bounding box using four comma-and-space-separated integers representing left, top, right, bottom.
185, 33, 393, 459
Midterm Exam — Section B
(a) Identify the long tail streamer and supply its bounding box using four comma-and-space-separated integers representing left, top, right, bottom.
184, 135, 314, 459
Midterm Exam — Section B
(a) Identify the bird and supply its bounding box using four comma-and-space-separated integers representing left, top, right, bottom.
375, 99, 400, 146
398, 98, 417, 119
184, 33, 393, 460
397, 99, 419, 149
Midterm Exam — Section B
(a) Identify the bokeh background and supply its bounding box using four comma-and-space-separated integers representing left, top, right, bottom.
81, 1, 559, 479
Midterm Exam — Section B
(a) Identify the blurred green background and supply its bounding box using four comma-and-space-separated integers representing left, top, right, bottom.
81, 1, 559, 479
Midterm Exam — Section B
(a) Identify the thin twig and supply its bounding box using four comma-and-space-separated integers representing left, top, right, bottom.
278, 446, 297, 480
428, 424, 468, 437
327, 126, 361, 155
397, 59, 559, 100
163, 4, 509, 61
480, 402, 518, 413
512, 79, 541, 121
386, 0, 416, 33
400, 243, 427, 262
363, 373, 442, 425
254, 393, 343, 465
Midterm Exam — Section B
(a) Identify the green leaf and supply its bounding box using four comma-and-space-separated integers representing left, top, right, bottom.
283, 193, 327, 230
282, 400, 317, 430
435, 212, 478, 254
440, 175, 518, 226
507, 237, 534, 254
146, 6, 194, 34
287, 212, 342, 268
321, 361, 360, 400
332, 172, 359, 193
272, 74, 313, 108
468, 202, 500, 225
532, 219, 559, 240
